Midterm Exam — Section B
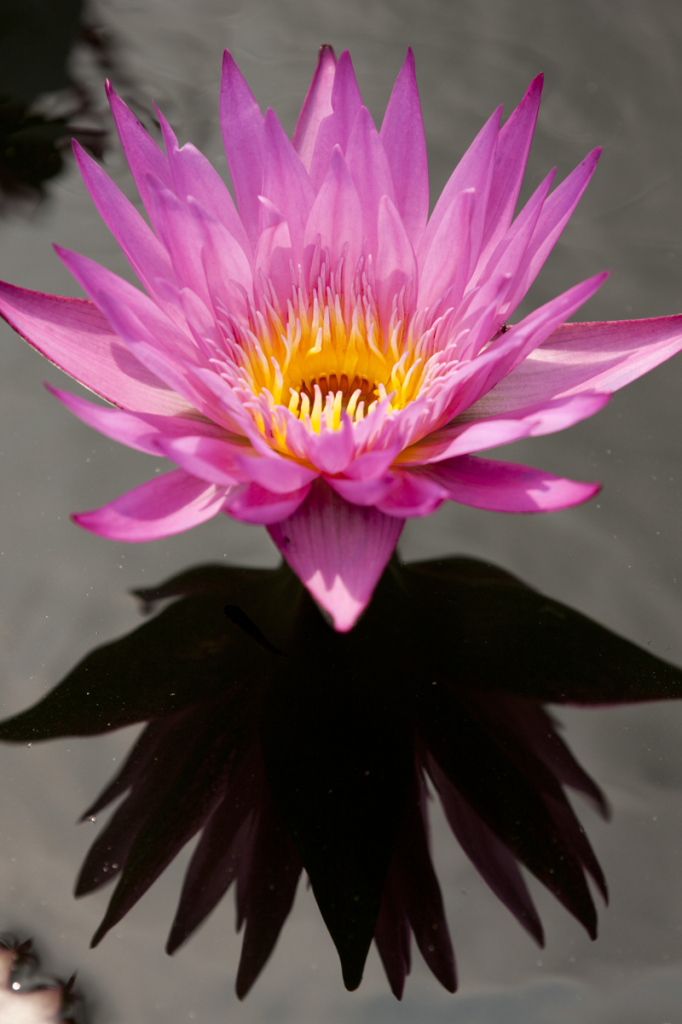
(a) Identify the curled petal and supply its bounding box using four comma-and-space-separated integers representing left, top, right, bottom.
267, 480, 404, 631
225, 482, 311, 525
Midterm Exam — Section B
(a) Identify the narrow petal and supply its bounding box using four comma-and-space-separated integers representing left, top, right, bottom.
106, 81, 172, 220
72, 141, 176, 301
73, 469, 229, 540
375, 196, 418, 326
479, 74, 544, 261
308, 50, 363, 191
467, 315, 682, 417
293, 44, 337, 171
374, 868, 411, 999
417, 189, 473, 312
401, 394, 610, 464
419, 456, 600, 513
380, 48, 429, 248
418, 107, 501, 275
0, 282, 190, 414
304, 147, 363, 304
262, 108, 316, 256
224, 481, 311, 525
267, 479, 404, 631
501, 148, 602, 318
47, 385, 226, 456
346, 106, 396, 258
253, 200, 294, 311
220, 49, 265, 249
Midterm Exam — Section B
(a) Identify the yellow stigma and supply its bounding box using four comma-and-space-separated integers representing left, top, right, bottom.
218, 252, 431, 441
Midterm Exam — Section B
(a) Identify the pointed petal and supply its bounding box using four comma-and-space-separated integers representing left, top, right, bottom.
374, 869, 411, 999
72, 141, 176, 301
417, 189, 473, 311
479, 74, 544, 261
220, 50, 265, 249
304, 146, 363, 303
346, 106, 396, 258
73, 469, 229, 541
419, 455, 599, 513
418, 107, 501, 275
380, 48, 429, 248
293, 44, 337, 171
375, 196, 417, 326
468, 315, 682, 417
47, 385, 226, 456
267, 480, 404, 631
106, 81, 172, 221
262, 108, 316, 256
308, 50, 363, 191
0, 281, 190, 414
501, 148, 602, 317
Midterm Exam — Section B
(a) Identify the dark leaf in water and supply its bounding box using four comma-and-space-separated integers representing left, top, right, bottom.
261, 663, 414, 991
0, 594, 271, 740
403, 558, 682, 704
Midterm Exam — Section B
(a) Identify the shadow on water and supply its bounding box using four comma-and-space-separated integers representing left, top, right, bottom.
0, 0, 108, 204
1, 556, 680, 1002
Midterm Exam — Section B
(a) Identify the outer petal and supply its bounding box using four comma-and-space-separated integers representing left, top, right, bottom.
106, 81, 172, 221
417, 189, 473, 312
47, 385, 226, 456
267, 479, 404, 632
73, 469, 229, 540
0, 282, 191, 415
293, 44, 337, 171
416, 456, 600, 513
220, 49, 265, 250
262, 108, 316, 257
380, 48, 429, 248
346, 106, 396, 259
478, 74, 544, 262
466, 316, 682, 417
304, 147, 363, 304
400, 394, 610, 464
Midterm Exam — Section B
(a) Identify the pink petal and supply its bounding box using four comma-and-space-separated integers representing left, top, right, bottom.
418, 106, 501, 276
375, 196, 418, 326
501, 148, 602, 318
146, 177, 213, 309
220, 49, 265, 250
304, 414, 354, 475
325, 474, 395, 506
232, 450, 318, 493
293, 44, 337, 172
225, 481, 311, 525
308, 50, 363, 192
402, 393, 610, 464
304, 147, 363, 304
346, 106, 396, 259
155, 107, 252, 260
468, 315, 682, 416
418, 455, 600, 512
380, 48, 429, 249
417, 188, 473, 312
267, 480, 404, 632
72, 141, 176, 302
157, 435, 248, 486
47, 385, 225, 456
0, 282, 190, 414
253, 199, 294, 310
189, 197, 253, 319
106, 81, 172, 221
73, 469, 229, 540
478, 74, 544, 263
262, 108, 316, 257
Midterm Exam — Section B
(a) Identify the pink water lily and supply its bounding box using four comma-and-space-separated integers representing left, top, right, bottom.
2, 46, 682, 630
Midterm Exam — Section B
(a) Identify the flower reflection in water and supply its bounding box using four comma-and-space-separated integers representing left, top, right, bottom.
1, 558, 680, 998
1, 46, 682, 628
0, 935, 83, 1023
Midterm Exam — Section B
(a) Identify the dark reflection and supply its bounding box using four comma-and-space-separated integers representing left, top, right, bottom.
0, 0, 106, 201
0, 933, 87, 1022
1, 557, 681, 999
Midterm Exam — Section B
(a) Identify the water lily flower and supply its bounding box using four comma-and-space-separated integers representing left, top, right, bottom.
2, 46, 682, 630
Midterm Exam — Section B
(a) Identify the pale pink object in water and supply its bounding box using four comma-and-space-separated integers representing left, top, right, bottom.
2, 46, 682, 628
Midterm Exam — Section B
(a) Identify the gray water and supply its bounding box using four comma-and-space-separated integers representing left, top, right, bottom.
0, 0, 681, 1020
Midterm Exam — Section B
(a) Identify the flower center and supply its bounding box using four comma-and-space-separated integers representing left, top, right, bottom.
214, 248, 439, 438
